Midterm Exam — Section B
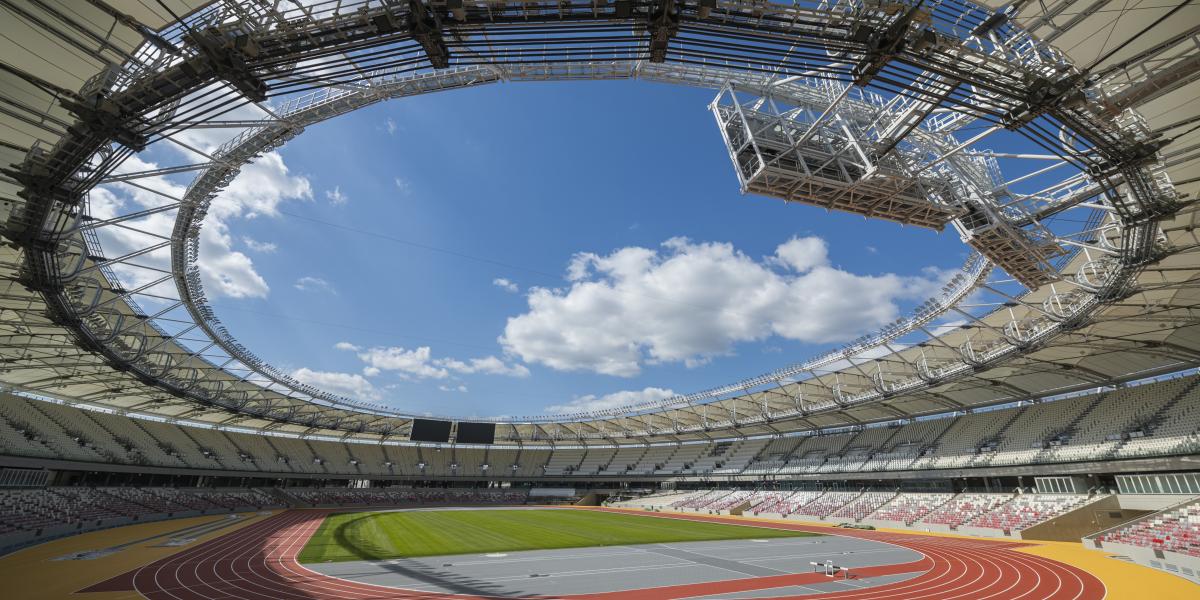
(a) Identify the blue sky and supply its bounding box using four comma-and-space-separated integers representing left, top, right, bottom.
102, 80, 976, 418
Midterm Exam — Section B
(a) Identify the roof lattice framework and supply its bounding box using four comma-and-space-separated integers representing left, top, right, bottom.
0, 0, 1197, 445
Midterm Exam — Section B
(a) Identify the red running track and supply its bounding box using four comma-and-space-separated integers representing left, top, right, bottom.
81, 508, 1106, 600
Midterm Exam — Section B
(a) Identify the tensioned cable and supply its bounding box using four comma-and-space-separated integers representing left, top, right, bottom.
1085, 0, 1195, 73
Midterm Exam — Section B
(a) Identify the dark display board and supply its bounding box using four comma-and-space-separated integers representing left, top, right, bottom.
456, 421, 497, 444
409, 418, 452, 443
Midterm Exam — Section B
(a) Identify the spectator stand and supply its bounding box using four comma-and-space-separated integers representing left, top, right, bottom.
1086, 496, 1200, 584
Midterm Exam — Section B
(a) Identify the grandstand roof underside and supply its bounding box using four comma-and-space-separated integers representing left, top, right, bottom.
0, 0, 1198, 445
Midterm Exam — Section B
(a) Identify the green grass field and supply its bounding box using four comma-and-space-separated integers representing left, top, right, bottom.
296, 508, 819, 563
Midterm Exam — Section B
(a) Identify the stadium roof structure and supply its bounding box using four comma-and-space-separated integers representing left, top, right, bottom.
0, 0, 1198, 445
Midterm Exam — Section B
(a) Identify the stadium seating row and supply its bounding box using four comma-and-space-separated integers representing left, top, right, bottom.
1096, 499, 1200, 558
0, 486, 527, 537
0, 374, 1195, 478
642, 489, 1102, 533
0, 487, 276, 534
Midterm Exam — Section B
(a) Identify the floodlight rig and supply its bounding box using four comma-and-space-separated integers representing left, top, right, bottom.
710, 83, 966, 231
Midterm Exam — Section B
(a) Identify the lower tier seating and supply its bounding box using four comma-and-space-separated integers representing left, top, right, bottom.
623, 489, 1100, 533
1097, 500, 1200, 558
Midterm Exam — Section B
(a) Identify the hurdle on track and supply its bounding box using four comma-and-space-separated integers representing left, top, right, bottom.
810, 560, 851, 578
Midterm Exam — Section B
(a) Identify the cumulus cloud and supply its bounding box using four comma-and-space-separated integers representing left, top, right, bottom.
773, 236, 828, 272
204, 146, 312, 221
493, 278, 519, 293
437, 355, 531, 378
325, 186, 348, 206
91, 149, 311, 302
291, 367, 381, 401
243, 237, 277, 253
355, 346, 449, 379
501, 236, 943, 377
545, 387, 677, 414
294, 276, 336, 294
91, 87, 311, 303
338, 343, 530, 380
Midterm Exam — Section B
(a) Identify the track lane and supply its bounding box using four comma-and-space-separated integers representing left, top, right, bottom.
107, 508, 1104, 600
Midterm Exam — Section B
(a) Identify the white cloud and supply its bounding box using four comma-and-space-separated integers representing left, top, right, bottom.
384, 117, 398, 135
291, 367, 381, 401
325, 186, 348, 206
501, 236, 942, 377
92, 150, 310, 302
394, 177, 411, 194
492, 278, 519, 293
243, 237, 277, 253
207, 150, 312, 220
773, 236, 827, 272
334, 342, 361, 352
437, 355, 531, 378
439, 384, 469, 393
294, 276, 336, 294
545, 387, 676, 414
357, 346, 448, 379
351, 345, 530, 380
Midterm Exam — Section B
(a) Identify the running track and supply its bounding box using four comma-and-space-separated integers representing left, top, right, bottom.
82, 508, 1106, 600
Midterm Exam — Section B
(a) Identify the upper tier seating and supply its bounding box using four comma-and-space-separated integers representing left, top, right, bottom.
0, 373, 1196, 479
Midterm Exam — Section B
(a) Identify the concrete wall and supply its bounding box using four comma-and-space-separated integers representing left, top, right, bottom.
1115, 494, 1199, 511
857, 518, 910, 530
912, 522, 956, 534
728, 501, 751, 516
1019, 496, 1151, 542
749, 511, 786, 519
957, 525, 1013, 538
574, 493, 604, 506
1088, 540, 1200, 584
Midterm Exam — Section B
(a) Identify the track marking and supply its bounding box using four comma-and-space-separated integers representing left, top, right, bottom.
112, 508, 1105, 600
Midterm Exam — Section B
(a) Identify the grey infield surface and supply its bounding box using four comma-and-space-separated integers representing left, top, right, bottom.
305, 535, 923, 598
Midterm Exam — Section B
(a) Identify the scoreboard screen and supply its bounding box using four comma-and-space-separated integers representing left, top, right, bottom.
409, 418, 452, 442
456, 421, 496, 444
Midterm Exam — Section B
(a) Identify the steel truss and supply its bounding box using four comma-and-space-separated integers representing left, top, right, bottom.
0, 0, 1192, 442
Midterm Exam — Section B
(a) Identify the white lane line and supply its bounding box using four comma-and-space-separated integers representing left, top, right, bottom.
681, 583, 830, 600
740, 547, 918, 565
394, 546, 652, 567
375, 561, 711, 591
